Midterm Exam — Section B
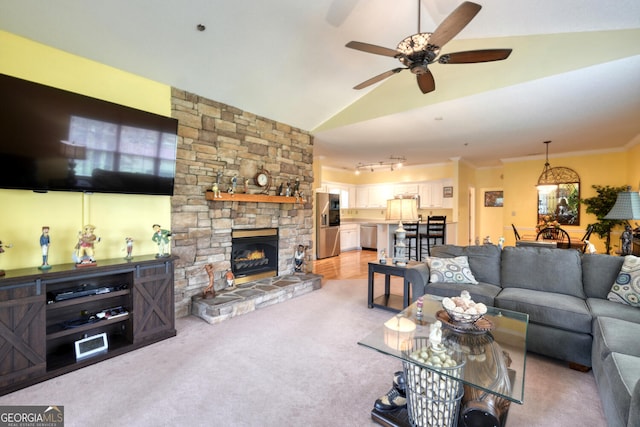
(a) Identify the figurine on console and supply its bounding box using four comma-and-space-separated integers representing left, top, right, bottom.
0, 239, 13, 276
124, 237, 134, 260
152, 224, 171, 258
39, 226, 52, 270
74, 224, 99, 267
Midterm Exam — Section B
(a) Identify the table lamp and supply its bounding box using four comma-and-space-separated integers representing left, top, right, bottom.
383, 315, 416, 351
604, 186, 640, 255
386, 198, 418, 266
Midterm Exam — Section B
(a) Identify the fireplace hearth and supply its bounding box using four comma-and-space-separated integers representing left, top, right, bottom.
231, 228, 278, 285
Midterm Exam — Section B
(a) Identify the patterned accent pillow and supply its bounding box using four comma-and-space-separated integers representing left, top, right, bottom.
607, 255, 640, 307
428, 256, 479, 284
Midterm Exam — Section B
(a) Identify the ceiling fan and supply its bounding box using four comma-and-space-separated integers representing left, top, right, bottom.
346, 1, 512, 94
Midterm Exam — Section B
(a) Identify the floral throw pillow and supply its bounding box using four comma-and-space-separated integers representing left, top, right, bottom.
428, 256, 479, 285
607, 255, 640, 307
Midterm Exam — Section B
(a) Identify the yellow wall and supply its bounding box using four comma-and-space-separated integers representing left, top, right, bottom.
319, 146, 638, 253
0, 31, 172, 270
503, 150, 630, 252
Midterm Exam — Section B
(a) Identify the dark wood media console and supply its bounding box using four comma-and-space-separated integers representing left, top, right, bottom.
0, 255, 176, 396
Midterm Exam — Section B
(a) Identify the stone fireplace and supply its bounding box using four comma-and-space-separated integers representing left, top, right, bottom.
231, 228, 278, 285
169, 88, 314, 317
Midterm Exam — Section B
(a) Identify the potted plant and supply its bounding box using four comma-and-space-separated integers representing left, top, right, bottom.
580, 185, 628, 254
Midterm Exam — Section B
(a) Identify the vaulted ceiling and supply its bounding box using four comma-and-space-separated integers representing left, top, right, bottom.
1, 0, 639, 169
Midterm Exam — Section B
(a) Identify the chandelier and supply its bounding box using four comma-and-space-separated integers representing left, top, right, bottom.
536, 141, 579, 193
355, 156, 406, 174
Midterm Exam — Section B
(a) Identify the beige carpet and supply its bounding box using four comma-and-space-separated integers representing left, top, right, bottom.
0, 279, 606, 426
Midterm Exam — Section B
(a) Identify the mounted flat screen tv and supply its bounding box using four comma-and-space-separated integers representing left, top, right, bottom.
0, 73, 178, 196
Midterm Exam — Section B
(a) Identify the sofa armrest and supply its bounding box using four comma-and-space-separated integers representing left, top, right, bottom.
405, 263, 429, 303
629, 379, 640, 427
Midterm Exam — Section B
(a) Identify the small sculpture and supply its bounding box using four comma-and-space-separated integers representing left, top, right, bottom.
285, 182, 291, 197
277, 182, 284, 196
429, 320, 444, 351
0, 240, 13, 276
39, 226, 52, 270
498, 236, 505, 250
203, 264, 216, 299
229, 175, 237, 194
124, 237, 134, 260
211, 182, 221, 198
152, 224, 172, 257
225, 269, 236, 289
621, 225, 633, 255
244, 178, 249, 194
212, 172, 222, 198
585, 240, 597, 254
293, 178, 300, 195
294, 244, 305, 272
379, 249, 386, 264
74, 224, 98, 266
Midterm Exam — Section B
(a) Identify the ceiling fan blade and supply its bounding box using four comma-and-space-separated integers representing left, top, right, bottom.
346, 41, 400, 57
429, 1, 482, 48
416, 70, 435, 94
438, 49, 512, 64
353, 68, 404, 90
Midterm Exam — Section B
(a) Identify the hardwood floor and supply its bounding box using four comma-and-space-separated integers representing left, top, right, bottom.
311, 249, 376, 281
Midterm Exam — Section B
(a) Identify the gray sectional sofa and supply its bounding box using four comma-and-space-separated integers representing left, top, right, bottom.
404, 244, 640, 427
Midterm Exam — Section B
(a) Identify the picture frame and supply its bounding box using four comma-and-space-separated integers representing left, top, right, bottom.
74, 332, 108, 360
484, 191, 504, 207
443, 186, 453, 198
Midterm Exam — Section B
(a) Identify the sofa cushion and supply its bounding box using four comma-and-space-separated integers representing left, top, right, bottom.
581, 253, 625, 299
501, 246, 585, 298
592, 316, 640, 361
607, 255, 640, 307
588, 298, 640, 324
430, 244, 502, 286
423, 281, 501, 306
427, 256, 478, 284
495, 287, 592, 334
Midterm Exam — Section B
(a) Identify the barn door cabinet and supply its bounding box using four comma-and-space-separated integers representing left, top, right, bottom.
0, 255, 176, 396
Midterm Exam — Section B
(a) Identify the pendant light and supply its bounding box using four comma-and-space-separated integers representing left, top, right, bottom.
536, 141, 559, 193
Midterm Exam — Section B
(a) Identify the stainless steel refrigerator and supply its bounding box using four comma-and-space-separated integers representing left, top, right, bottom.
316, 193, 341, 259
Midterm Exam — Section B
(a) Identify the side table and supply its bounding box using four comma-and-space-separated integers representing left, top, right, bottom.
367, 261, 416, 312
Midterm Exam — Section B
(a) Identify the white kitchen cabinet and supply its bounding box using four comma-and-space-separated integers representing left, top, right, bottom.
355, 185, 392, 208
419, 179, 453, 208
340, 224, 360, 251
394, 183, 419, 196
323, 182, 354, 208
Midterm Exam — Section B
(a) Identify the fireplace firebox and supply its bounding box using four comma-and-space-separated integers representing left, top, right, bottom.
231, 228, 279, 285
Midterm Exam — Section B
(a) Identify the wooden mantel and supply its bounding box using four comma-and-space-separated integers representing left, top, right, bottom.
205, 191, 304, 204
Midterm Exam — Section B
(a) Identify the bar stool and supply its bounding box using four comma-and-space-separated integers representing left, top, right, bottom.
419, 216, 446, 260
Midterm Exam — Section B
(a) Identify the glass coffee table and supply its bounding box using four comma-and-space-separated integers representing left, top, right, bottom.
359, 293, 529, 427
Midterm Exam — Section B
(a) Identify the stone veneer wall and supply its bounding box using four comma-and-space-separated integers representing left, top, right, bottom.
170, 88, 314, 317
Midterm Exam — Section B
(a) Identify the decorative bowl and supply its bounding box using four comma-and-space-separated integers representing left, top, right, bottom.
443, 306, 484, 324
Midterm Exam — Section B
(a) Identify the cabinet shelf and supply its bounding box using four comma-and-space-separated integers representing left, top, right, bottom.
46, 314, 130, 340
46, 289, 130, 311
205, 190, 304, 204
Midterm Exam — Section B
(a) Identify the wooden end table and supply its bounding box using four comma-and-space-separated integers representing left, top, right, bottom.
367, 261, 416, 312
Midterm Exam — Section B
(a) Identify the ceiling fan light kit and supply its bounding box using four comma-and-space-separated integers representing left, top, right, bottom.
346, 1, 512, 94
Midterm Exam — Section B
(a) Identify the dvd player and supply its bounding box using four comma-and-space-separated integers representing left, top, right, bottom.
47, 283, 128, 303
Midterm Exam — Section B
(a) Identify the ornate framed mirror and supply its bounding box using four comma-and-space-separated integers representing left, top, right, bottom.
537, 167, 580, 225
